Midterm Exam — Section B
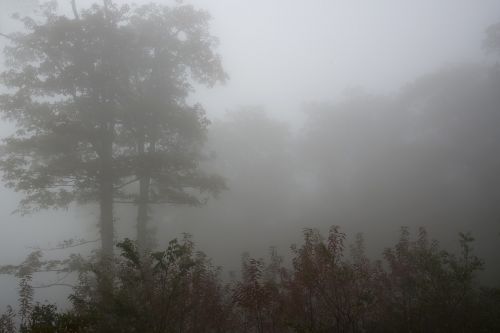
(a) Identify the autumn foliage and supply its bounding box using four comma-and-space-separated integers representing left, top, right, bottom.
1, 227, 499, 332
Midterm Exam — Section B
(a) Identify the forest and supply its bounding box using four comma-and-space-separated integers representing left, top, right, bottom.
0, 0, 500, 332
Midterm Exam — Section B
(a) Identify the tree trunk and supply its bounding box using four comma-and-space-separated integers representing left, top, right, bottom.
137, 172, 150, 251
96, 129, 115, 306
100, 174, 114, 257
136, 137, 152, 252
99, 132, 114, 258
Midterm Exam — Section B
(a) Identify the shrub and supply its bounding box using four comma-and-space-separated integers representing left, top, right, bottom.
1, 227, 498, 332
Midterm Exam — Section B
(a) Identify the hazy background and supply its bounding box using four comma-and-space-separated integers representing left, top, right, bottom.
1, 0, 500, 309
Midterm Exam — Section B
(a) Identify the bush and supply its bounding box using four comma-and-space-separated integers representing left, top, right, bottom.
1, 227, 499, 332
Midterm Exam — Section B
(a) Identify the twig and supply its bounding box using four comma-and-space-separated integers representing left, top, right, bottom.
115, 177, 139, 189
33, 283, 74, 289
0, 32, 13, 41
27, 238, 100, 251
113, 200, 136, 204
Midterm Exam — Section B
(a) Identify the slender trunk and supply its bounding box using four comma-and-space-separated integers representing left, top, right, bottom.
99, 133, 114, 258
136, 137, 152, 251
96, 129, 115, 308
100, 174, 114, 257
137, 172, 150, 251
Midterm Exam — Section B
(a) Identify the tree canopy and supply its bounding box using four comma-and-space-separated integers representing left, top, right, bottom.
0, 0, 226, 255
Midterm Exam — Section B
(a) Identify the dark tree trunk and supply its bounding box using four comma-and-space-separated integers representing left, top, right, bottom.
96, 128, 115, 305
137, 176, 150, 250
137, 172, 150, 251
99, 131, 115, 258
136, 137, 152, 251
100, 173, 114, 257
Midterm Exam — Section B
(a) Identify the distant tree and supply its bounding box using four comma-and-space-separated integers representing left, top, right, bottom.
484, 21, 500, 56
164, 107, 298, 258
209, 108, 295, 219
0, 0, 226, 256
300, 63, 500, 233
0, 0, 38, 26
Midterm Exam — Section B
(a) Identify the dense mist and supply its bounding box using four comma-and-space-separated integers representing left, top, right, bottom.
0, 1, 500, 331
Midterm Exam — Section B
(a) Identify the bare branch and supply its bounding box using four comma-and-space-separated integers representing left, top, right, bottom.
115, 177, 139, 190
33, 283, 74, 289
0, 32, 13, 41
28, 238, 100, 251
34, 269, 67, 273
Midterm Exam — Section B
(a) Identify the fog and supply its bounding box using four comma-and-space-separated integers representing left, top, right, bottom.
1, 0, 500, 316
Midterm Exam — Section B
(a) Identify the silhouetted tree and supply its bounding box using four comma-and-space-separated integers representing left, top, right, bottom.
0, 0, 226, 256
113, 3, 227, 250
300, 63, 500, 244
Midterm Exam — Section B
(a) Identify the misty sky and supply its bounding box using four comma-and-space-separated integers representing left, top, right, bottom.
188, 0, 500, 123
5, 0, 499, 122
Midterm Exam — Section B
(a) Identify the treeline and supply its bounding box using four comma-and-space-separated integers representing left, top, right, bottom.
166, 62, 500, 279
1, 227, 499, 332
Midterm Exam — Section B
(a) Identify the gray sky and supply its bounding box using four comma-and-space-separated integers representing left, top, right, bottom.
186, 0, 500, 123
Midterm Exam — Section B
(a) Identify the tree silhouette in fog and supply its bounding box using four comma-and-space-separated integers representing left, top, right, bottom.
0, 0, 226, 256
300, 63, 500, 232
